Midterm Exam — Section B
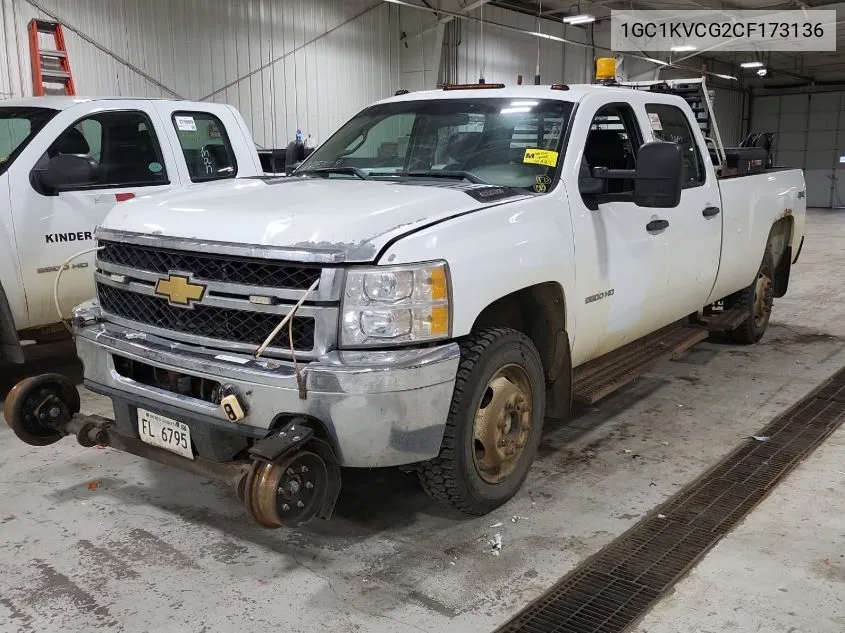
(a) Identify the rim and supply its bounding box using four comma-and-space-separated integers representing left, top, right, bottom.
471, 363, 534, 485
245, 451, 327, 528
753, 269, 773, 328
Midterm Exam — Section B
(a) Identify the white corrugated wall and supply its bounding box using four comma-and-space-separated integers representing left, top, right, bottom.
1, 0, 748, 149
396, 5, 606, 91
453, 6, 596, 86
0, 0, 400, 148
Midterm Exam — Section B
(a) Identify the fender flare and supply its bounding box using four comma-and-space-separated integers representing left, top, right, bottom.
0, 283, 24, 364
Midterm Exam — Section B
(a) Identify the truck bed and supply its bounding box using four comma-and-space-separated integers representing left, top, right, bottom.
707, 167, 806, 304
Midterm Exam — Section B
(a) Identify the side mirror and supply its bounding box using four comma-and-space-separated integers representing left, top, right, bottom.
32, 154, 99, 194
631, 141, 683, 208
584, 141, 683, 209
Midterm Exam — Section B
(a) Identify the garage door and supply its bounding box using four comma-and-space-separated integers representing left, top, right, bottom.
750, 91, 845, 208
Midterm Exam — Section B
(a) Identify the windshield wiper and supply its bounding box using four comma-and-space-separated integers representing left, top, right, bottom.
402, 170, 489, 185
297, 167, 373, 181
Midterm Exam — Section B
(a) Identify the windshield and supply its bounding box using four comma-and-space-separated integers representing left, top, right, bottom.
0, 107, 60, 175
297, 97, 574, 191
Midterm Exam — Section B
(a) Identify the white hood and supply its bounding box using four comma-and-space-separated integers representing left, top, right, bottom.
102, 177, 522, 262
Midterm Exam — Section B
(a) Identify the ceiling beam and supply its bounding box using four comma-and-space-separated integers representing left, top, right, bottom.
400, 0, 493, 41
389, 0, 745, 83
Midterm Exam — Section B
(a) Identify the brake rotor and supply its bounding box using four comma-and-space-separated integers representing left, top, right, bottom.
244, 450, 328, 528
3, 374, 80, 446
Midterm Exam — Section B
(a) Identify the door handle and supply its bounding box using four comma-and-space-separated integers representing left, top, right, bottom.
702, 206, 720, 217
646, 219, 669, 232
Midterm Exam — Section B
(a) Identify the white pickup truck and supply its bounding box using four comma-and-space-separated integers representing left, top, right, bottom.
5, 73, 806, 529
0, 97, 273, 363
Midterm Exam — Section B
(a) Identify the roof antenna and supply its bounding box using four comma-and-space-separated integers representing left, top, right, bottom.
535, 0, 542, 84
479, 2, 486, 83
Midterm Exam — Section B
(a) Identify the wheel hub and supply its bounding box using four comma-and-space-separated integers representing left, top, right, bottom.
244, 450, 328, 528
753, 270, 773, 328
472, 365, 534, 484
4, 374, 80, 447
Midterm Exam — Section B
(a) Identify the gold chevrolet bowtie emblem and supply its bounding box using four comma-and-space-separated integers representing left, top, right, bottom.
155, 274, 206, 307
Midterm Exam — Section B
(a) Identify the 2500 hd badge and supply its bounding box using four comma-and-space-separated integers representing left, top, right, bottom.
585, 289, 615, 304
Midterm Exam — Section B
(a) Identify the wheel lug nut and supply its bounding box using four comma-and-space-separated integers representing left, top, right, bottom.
305, 481, 314, 489
301, 465, 309, 473
286, 468, 294, 475
282, 503, 290, 511
297, 501, 305, 508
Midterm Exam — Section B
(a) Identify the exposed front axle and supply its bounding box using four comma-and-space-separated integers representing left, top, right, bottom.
4, 373, 341, 529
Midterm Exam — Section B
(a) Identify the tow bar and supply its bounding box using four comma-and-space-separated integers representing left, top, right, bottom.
3, 373, 341, 528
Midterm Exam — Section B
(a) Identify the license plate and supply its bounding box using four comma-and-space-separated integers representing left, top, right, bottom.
137, 408, 194, 460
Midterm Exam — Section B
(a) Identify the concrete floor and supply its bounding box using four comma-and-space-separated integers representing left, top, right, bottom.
1, 209, 844, 633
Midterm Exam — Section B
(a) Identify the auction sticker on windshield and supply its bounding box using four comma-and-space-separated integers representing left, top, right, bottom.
138, 408, 194, 459
523, 148, 559, 167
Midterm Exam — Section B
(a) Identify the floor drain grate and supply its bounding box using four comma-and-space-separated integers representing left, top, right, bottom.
495, 366, 845, 633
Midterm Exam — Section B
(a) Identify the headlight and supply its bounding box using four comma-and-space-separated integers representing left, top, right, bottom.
341, 262, 450, 347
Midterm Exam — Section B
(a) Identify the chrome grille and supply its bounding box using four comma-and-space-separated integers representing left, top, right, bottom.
98, 240, 321, 289
97, 283, 315, 351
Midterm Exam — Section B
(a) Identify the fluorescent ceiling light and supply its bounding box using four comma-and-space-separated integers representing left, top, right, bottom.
645, 57, 669, 66
530, 31, 565, 42
501, 107, 532, 114
563, 14, 595, 24
670, 44, 697, 52
510, 100, 538, 106
712, 72, 738, 80
740, 61, 764, 68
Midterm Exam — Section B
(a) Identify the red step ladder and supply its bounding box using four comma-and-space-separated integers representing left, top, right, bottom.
28, 19, 75, 96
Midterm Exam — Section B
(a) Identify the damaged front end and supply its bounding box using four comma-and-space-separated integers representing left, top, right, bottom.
3, 373, 341, 529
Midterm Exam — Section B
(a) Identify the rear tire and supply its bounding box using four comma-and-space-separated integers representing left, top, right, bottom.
727, 247, 775, 345
417, 327, 545, 515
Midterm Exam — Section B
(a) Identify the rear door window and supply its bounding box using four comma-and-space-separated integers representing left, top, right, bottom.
172, 112, 238, 182
645, 104, 706, 189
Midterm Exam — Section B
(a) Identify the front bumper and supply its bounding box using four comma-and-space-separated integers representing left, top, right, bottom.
73, 302, 460, 467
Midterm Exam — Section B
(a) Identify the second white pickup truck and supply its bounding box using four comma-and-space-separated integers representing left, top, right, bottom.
6, 70, 806, 528
0, 97, 276, 363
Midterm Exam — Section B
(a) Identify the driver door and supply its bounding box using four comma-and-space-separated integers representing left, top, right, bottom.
567, 99, 672, 365
8, 108, 174, 330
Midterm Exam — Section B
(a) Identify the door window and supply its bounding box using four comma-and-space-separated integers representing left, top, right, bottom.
645, 104, 706, 189
172, 112, 238, 182
40, 110, 168, 188
583, 104, 643, 194
0, 107, 59, 175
